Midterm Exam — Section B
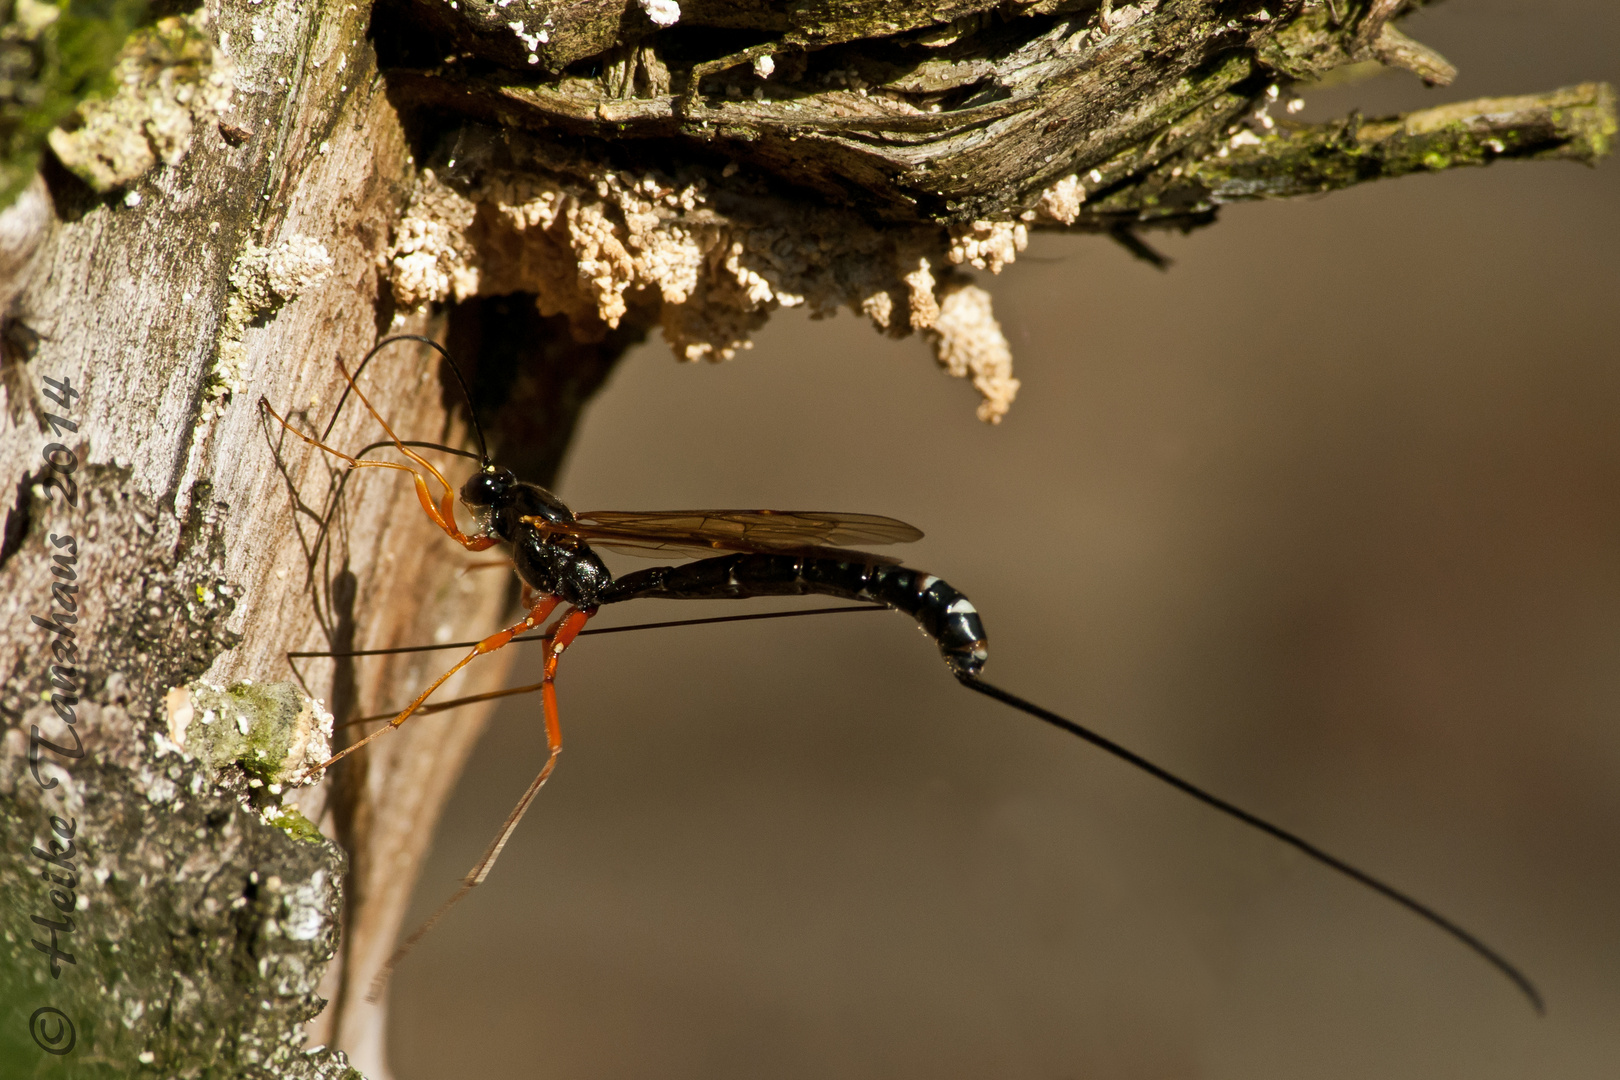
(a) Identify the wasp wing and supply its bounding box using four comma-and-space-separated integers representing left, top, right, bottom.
536, 509, 923, 562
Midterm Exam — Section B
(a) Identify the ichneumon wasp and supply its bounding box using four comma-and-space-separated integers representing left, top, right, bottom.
261, 334, 1543, 1013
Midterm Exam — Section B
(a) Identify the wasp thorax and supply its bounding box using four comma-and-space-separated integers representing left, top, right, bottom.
509, 483, 574, 527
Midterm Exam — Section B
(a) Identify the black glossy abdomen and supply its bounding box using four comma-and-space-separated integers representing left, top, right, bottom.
602, 554, 988, 676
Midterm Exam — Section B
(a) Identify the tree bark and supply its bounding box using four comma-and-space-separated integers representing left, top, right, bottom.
0, 1, 1611, 1078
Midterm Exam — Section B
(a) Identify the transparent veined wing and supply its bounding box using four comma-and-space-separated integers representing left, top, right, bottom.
527, 509, 924, 562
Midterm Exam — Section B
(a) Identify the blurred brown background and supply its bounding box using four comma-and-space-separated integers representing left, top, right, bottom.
388, 3, 1620, 1076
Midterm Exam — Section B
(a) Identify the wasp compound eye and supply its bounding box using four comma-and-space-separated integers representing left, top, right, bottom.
460, 467, 516, 508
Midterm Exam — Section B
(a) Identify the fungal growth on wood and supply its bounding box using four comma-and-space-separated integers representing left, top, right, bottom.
385, 128, 1029, 420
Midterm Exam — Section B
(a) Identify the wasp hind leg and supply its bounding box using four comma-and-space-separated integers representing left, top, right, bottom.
306, 591, 564, 776
364, 605, 593, 1000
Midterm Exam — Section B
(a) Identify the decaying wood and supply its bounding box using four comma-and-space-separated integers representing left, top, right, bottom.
0, 0, 1611, 1077
365, 0, 1610, 420
377, 0, 1611, 224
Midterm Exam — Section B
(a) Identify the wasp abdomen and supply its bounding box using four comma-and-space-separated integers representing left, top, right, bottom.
603, 554, 989, 676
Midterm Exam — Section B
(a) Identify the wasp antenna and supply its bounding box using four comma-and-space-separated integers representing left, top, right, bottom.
354, 438, 483, 462
955, 673, 1545, 1015
323, 334, 491, 466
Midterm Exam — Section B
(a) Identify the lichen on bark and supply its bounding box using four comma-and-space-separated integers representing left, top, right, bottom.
1, 474, 356, 1079
1084, 81, 1617, 221
45, 9, 236, 195
0, 0, 151, 206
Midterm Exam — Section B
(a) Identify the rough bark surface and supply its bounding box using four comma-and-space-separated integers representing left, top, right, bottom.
0, 4, 585, 1077
0, 1, 1610, 1078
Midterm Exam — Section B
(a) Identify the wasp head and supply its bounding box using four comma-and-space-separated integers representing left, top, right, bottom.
459, 466, 516, 538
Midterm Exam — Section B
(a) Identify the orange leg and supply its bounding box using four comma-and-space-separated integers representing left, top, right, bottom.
260, 390, 496, 553
306, 592, 562, 776
364, 606, 593, 1002
464, 605, 591, 883
328, 358, 494, 549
